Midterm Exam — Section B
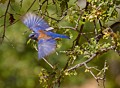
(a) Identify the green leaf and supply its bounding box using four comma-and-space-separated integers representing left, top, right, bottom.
27, 39, 31, 44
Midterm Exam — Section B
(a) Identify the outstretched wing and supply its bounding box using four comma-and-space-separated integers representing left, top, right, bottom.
38, 38, 56, 59
22, 12, 52, 33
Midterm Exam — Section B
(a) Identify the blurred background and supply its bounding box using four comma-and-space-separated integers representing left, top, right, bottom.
0, 0, 120, 88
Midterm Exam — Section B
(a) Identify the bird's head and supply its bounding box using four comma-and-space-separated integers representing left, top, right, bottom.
29, 32, 39, 41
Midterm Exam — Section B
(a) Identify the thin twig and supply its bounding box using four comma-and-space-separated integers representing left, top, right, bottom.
59, 26, 76, 30
0, 24, 4, 27
42, 58, 54, 68
102, 60, 107, 88
84, 63, 97, 79
59, 9, 68, 21
44, 0, 49, 14
73, 18, 85, 47
84, 63, 100, 85
10, 3, 16, 11
26, 0, 37, 12
43, 13, 59, 21
42, 6, 72, 22
98, 19, 103, 30
0, 15, 5, 18
1, 0, 10, 43
74, 11, 82, 31
93, 20, 98, 35
43, 9, 68, 22
20, 0, 23, 8
39, 0, 48, 10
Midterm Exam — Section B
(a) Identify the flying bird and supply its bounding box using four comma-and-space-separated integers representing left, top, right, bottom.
22, 12, 69, 59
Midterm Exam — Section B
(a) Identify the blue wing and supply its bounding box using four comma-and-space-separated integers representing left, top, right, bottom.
46, 31, 70, 39
22, 12, 52, 33
38, 38, 56, 59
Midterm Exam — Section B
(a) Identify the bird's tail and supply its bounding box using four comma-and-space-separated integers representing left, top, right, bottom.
46, 32, 70, 39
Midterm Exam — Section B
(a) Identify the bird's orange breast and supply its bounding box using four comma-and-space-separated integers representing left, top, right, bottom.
38, 30, 51, 40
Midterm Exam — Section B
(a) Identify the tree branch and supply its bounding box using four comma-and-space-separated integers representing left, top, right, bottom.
67, 45, 115, 71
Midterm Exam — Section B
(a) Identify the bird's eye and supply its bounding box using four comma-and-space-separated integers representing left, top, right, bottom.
29, 33, 38, 41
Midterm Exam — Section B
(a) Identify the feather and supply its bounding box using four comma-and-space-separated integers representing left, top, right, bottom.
22, 12, 51, 33
38, 38, 56, 59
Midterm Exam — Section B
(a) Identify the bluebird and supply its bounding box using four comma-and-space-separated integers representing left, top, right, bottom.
22, 12, 69, 59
